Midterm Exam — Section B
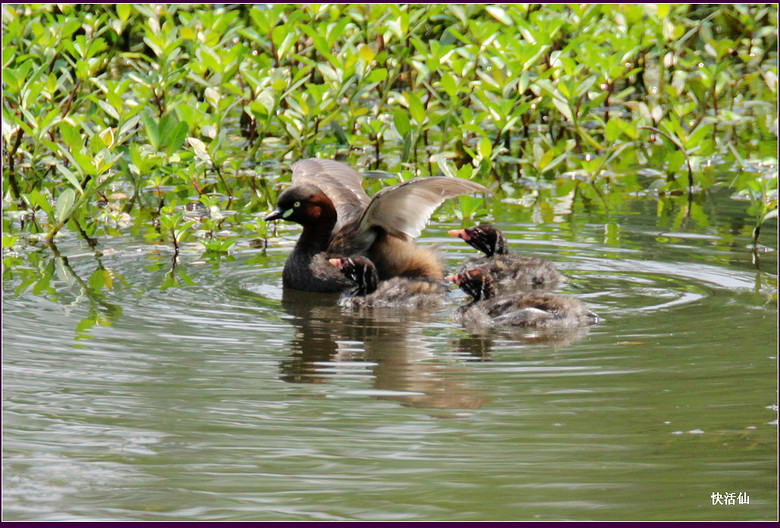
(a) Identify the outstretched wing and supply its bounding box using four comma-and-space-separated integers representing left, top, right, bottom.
290, 158, 370, 229
358, 177, 487, 240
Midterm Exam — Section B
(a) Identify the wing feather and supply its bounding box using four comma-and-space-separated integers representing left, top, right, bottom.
358, 177, 487, 239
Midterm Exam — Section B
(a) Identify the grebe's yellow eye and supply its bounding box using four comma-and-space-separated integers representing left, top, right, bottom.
294, 201, 301, 208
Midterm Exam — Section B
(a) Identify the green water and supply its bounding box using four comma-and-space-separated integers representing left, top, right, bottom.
2, 191, 777, 521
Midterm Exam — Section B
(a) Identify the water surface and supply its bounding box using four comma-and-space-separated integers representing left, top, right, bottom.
2, 192, 777, 521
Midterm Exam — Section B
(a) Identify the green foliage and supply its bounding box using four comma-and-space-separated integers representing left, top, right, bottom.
2, 3, 777, 260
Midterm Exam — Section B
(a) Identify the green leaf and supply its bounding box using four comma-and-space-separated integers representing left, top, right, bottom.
93, 148, 122, 174
118, 114, 141, 141
366, 68, 387, 83
55, 188, 76, 223
400, 131, 413, 163
188, 137, 211, 163
22, 77, 44, 108
393, 108, 411, 137
54, 256, 74, 285
685, 124, 713, 150
272, 25, 296, 61
165, 121, 189, 155
24, 189, 53, 216
98, 127, 115, 147
552, 97, 573, 121
117, 3, 132, 21
542, 153, 567, 173
479, 137, 492, 160
407, 92, 425, 124
157, 113, 177, 142
2, 234, 18, 249
59, 121, 83, 151
533, 143, 544, 165
69, 148, 97, 177
330, 121, 349, 145
457, 164, 474, 180
607, 117, 637, 141
56, 163, 84, 193
762, 209, 778, 224
575, 75, 598, 98
4, 69, 18, 94
88, 268, 106, 290
141, 111, 160, 151
439, 159, 457, 178
440, 72, 457, 99
539, 148, 555, 169
667, 150, 685, 174
358, 44, 375, 63
558, 81, 571, 100
75, 316, 98, 334
485, 5, 512, 25
606, 118, 623, 142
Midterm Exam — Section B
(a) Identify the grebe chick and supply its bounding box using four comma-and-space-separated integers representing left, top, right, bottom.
330, 256, 447, 309
449, 224, 563, 289
447, 269, 598, 328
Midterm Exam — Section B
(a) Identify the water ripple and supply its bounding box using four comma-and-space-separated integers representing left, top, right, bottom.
2, 212, 776, 521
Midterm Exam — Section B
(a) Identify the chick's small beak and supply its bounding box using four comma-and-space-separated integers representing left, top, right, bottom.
264, 208, 284, 222
448, 229, 469, 241
328, 258, 344, 270
445, 273, 461, 285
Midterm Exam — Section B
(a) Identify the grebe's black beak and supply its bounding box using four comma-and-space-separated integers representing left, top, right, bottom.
264, 208, 284, 222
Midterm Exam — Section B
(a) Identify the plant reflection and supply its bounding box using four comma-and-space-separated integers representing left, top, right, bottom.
29, 240, 124, 336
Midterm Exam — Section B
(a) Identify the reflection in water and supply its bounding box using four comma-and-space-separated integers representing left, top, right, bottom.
451, 334, 495, 360
279, 288, 490, 409
450, 323, 593, 359
37, 241, 124, 334
2, 193, 777, 521
278, 288, 344, 384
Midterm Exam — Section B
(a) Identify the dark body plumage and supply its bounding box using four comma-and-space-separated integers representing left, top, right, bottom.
265, 158, 486, 292
447, 269, 598, 328
449, 224, 563, 289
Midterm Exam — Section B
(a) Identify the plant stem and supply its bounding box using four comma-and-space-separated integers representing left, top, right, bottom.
6, 126, 25, 207
639, 125, 695, 195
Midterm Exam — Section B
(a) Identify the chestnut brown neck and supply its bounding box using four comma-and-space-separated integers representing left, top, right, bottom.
297, 195, 338, 253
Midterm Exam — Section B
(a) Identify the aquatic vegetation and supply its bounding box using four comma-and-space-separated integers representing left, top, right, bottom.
2, 4, 777, 266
